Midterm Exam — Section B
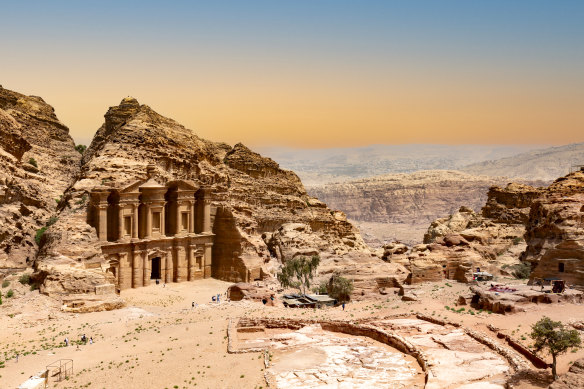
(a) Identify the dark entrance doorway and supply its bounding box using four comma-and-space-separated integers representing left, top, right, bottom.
151, 257, 161, 279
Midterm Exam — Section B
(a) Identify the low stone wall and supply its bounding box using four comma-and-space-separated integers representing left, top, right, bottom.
228, 313, 541, 388
228, 317, 434, 385
416, 313, 529, 371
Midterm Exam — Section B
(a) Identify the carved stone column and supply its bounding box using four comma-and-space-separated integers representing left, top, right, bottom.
132, 204, 139, 239
98, 204, 108, 241
204, 242, 213, 278
175, 201, 182, 234
161, 254, 167, 282
145, 204, 152, 239
117, 253, 126, 291
203, 199, 211, 233
165, 250, 173, 283
160, 207, 166, 237
189, 200, 195, 234
132, 250, 142, 288
117, 206, 124, 242
143, 252, 150, 286
187, 245, 196, 281
175, 246, 186, 282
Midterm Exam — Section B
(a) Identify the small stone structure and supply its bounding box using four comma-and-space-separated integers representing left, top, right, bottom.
88, 165, 214, 292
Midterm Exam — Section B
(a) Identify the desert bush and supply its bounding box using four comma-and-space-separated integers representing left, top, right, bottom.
511, 262, 531, 279
2, 280, 9, 288
19, 274, 31, 285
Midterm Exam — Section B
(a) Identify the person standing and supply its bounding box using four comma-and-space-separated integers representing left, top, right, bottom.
89, 337, 93, 345
342, 302, 346, 311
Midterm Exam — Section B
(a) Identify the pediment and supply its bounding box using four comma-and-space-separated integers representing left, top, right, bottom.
167, 179, 199, 191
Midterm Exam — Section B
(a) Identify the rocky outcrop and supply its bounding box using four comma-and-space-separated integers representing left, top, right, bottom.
227, 282, 275, 302
0, 86, 80, 271
549, 358, 584, 389
523, 170, 584, 288
482, 183, 543, 224
37, 97, 371, 297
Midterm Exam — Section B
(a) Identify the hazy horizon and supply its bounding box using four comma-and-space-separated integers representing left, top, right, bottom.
2, 1, 583, 148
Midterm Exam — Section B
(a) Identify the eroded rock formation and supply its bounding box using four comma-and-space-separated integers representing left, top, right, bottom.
0, 86, 80, 273
523, 170, 584, 288
35, 96, 370, 300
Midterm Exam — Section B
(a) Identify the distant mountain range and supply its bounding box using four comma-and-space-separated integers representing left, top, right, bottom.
259, 144, 546, 185
261, 143, 583, 185
461, 142, 584, 182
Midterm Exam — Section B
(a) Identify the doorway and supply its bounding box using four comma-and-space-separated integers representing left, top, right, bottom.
151, 257, 161, 279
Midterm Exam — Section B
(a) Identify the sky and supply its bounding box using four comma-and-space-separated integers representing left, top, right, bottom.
1, 1, 583, 148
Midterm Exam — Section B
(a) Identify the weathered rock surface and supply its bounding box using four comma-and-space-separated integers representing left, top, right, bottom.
387, 206, 528, 284
308, 170, 513, 225
308, 170, 545, 246
227, 282, 275, 302
549, 358, 584, 389
523, 170, 584, 288
0, 86, 80, 271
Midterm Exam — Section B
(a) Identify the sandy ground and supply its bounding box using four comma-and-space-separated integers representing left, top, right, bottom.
1, 278, 584, 389
352, 220, 428, 247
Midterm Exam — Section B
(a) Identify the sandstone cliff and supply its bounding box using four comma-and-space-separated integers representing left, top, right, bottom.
308, 170, 511, 224
0, 86, 80, 273
522, 170, 584, 288
37, 97, 371, 297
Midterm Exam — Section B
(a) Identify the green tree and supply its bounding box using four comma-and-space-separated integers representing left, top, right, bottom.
327, 273, 354, 303
75, 144, 87, 154
277, 255, 320, 295
530, 316, 581, 379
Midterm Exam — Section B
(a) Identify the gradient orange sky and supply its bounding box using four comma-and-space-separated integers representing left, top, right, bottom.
2, 1, 583, 148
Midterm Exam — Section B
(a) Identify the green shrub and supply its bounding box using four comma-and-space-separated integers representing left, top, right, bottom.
28, 157, 38, 168
1, 280, 9, 288
75, 144, 87, 154
6, 289, 14, 298
511, 262, 531, 279
35, 226, 48, 245
30, 284, 39, 291
512, 237, 523, 245
18, 274, 30, 285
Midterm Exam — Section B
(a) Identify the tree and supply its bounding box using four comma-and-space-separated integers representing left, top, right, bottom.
327, 273, 354, 303
75, 144, 87, 154
277, 255, 320, 295
530, 316, 581, 379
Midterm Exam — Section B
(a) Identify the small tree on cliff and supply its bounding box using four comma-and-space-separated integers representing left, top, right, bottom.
530, 316, 581, 379
277, 255, 320, 295
327, 273, 354, 303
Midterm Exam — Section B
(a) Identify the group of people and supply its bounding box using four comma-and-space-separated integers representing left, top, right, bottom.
63, 334, 93, 348
190, 291, 230, 308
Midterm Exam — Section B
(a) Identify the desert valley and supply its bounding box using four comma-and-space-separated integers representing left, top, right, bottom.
2, 2, 584, 388
1, 85, 584, 389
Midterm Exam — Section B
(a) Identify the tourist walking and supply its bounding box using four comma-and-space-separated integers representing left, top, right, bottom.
89, 337, 93, 345
64, 337, 69, 347
342, 302, 346, 311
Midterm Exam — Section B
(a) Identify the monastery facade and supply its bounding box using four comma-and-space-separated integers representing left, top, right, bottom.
89, 166, 214, 292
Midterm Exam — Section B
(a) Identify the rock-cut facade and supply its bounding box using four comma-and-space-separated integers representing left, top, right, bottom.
89, 165, 214, 292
